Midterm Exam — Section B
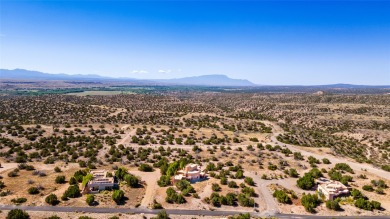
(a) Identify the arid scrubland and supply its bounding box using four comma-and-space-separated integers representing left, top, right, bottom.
0, 91, 389, 218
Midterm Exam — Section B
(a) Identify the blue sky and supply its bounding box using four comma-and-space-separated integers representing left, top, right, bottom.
0, 1, 389, 85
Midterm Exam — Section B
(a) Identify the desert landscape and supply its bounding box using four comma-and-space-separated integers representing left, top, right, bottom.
1, 1, 389, 218
0, 89, 389, 219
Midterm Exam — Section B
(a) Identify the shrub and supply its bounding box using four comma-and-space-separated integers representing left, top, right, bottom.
212, 183, 221, 192
326, 200, 341, 211
45, 194, 59, 206
362, 185, 374, 192
55, 175, 66, 184
8, 171, 18, 177
210, 193, 220, 207
297, 173, 315, 190
235, 169, 244, 179
73, 170, 87, 182
139, 163, 154, 172
355, 198, 373, 211
382, 165, 390, 172
124, 174, 139, 188
358, 174, 367, 179
45, 216, 61, 219
28, 187, 39, 195
334, 163, 354, 173
112, 189, 125, 204
181, 186, 195, 196
151, 210, 170, 219
228, 213, 251, 219
54, 167, 62, 173
371, 200, 381, 210
11, 198, 27, 204
273, 190, 291, 204
220, 177, 228, 185
268, 164, 277, 171
293, 152, 304, 160
115, 167, 128, 180
237, 193, 255, 207
69, 177, 77, 185
350, 189, 365, 200
86, 194, 95, 206
18, 164, 35, 171
152, 199, 163, 209
241, 187, 256, 197
308, 156, 320, 165
175, 194, 186, 204
288, 168, 299, 178
228, 181, 238, 188
220, 195, 228, 205
78, 161, 87, 168
301, 193, 320, 213
340, 175, 353, 186
322, 158, 331, 164
63, 185, 81, 199
308, 168, 323, 179
165, 187, 186, 204
157, 175, 171, 187
6, 209, 30, 219
225, 193, 237, 206
78, 217, 95, 219
176, 180, 191, 191
355, 199, 381, 211
244, 177, 255, 186
372, 179, 388, 189
375, 188, 384, 195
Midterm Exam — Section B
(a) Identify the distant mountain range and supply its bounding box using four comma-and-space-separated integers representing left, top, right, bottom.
0, 68, 389, 87
0, 69, 108, 81
154, 75, 255, 86
0, 69, 256, 87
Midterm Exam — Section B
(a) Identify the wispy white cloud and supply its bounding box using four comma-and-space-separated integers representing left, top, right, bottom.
131, 70, 148, 74
158, 69, 172, 73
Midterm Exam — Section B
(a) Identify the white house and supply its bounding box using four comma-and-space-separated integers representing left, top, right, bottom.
172, 163, 206, 184
317, 178, 349, 200
83, 170, 117, 194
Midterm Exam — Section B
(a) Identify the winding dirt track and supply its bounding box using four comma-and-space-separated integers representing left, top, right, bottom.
116, 120, 390, 215
265, 122, 390, 180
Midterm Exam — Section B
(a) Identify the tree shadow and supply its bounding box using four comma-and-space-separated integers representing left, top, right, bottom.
115, 196, 129, 205
90, 201, 99, 206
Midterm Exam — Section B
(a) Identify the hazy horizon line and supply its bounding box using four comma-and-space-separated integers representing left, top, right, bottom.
1, 68, 389, 87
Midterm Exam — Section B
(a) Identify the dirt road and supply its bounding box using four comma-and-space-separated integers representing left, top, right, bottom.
129, 170, 161, 208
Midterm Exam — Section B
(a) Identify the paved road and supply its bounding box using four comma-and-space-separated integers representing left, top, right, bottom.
0, 204, 250, 216
0, 205, 389, 218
